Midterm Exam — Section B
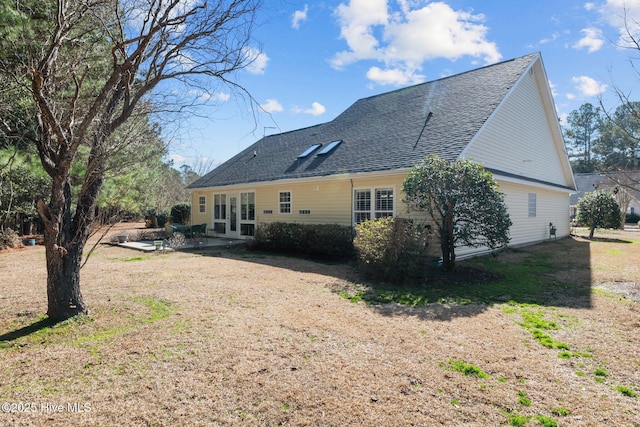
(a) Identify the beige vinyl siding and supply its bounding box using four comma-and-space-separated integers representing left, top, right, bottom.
190, 191, 209, 226
256, 178, 353, 225
254, 173, 409, 226
463, 63, 569, 187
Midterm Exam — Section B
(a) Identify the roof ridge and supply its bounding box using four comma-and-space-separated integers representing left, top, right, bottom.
350, 52, 539, 104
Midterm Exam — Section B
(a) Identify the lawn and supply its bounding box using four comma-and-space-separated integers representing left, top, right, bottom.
0, 224, 638, 426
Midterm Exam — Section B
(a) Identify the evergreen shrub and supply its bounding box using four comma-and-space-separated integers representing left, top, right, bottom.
254, 222, 354, 260
353, 217, 432, 284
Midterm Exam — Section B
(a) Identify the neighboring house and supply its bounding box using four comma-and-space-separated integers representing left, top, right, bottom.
571, 172, 640, 219
187, 52, 576, 256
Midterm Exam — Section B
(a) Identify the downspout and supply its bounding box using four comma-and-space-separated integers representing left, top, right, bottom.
350, 179, 354, 230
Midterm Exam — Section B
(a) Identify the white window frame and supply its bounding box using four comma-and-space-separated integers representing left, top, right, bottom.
279, 191, 292, 214
528, 193, 537, 218
240, 191, 256, 236
213, 194, 227, 235
198, 196, 206, 213
353, 186, 395, 224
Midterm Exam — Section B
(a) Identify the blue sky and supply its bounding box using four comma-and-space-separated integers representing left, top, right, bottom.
167, 0, 640, 172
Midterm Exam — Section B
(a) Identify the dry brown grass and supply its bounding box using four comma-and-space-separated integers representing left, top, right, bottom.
0, 223, 639, 426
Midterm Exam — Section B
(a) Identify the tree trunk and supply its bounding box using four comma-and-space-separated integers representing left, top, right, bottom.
441, 210, 456, 272
37, 174, 96, 320
44, 237, 88, 320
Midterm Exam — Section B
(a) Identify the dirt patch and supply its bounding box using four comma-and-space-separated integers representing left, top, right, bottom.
596, 282, 640, 302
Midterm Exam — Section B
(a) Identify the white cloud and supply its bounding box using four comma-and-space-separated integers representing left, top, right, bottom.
598, 0, 640, 47
331, 0, 501, 85
366, 66, 424, 86
584, 2, 596, 11
539, 32, 559, 45
198, 92, 231, 102
292, 5, 309, 29
260, 99, 284, 113
331, 0, 389, 68
571, 75, 608, 97
244, 47, 269, 74
294, 102, 327, 116
573, 27, 604, 52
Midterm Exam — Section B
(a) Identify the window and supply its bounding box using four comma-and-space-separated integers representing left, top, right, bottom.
214, 194, 226, 220
354, 187, 394, 223
299, 209, 311, 215
213, 194, 227, 234
240, 224, 255, 236
298, 144, 322, 158
317, 140, 342, 155
198, 196, 206, 213
239, 192, 256, 236
241, 192, 255, 221
354, 190, 371, 223
279, 191, 291, 214
375, 189, 394, 218
528, 193, 537, 217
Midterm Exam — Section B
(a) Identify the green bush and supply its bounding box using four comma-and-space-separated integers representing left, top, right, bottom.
170, 203, 191, 225
254, 222, 354, 261
626, 212, 640, 224
353, 217, 432, 284
144, 210, 168, 228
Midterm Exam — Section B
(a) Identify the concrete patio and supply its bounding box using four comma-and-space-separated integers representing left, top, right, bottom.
117, 237, 245, 252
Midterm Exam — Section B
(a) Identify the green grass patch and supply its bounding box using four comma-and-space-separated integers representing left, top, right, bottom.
615, 385, 637, 398
447, 359, 489, 379
504, 303, 572, 351
122, 256, 151, 262
550, 407, 570, 416
502, 411, 531, 426
337, 289, 364, 303
24, 315, 93, 345
517, 391, 531, 406
594, 368, 608, 377
339, 245, 586, 307
71, 326, 127, 346
134, 296, 173, 323
535, 415, 558, 427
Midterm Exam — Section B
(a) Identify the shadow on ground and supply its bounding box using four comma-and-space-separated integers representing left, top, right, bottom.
193, 235, 596, 321
0, 318, 62, 344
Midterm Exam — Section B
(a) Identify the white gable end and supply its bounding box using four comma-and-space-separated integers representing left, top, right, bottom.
461, 59, 573, 189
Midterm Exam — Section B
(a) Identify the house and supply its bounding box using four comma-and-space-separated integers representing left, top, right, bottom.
571, 172, 640, 220
187, 52, 576, 255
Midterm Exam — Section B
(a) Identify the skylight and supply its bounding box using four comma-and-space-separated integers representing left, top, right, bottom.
317, 140, 342, 155
297, 143, 322, 158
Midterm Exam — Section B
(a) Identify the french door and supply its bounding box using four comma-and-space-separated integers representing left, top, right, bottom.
213, 192, 255, 238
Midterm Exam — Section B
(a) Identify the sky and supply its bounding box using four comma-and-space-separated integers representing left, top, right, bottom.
166, 0, 640, 172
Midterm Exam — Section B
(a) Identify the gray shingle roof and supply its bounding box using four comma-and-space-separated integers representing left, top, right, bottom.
189, 53, 539, 189
571, 172, 640, 205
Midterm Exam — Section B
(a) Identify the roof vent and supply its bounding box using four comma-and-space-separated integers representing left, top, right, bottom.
317, 140, 342, 155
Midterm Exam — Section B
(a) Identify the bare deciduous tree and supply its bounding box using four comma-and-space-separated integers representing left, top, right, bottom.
1, 0, 261, 320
